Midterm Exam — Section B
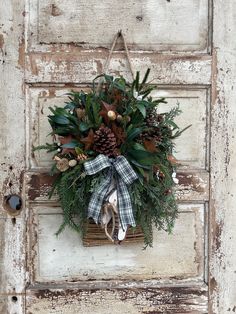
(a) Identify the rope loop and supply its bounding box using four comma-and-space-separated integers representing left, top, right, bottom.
96, 30, 134, 93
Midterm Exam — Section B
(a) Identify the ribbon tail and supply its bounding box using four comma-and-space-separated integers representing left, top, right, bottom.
87, 170, 112, 224
116, 176, 136, 230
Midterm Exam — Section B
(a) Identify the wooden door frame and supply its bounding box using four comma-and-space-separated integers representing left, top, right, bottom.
0, 1, 235, 313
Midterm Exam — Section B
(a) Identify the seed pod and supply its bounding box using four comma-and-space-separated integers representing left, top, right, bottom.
116, 114, 123, 122
56, 158, 69, 172
77, 154, 88, 161
107, 110, 116, 121
76, 108, 86, 120
68, 159, 77, 167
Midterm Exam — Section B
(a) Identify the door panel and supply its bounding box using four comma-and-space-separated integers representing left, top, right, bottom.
26, 286, 208, 314
27, 204, 205, 282
36, 0, 209, 51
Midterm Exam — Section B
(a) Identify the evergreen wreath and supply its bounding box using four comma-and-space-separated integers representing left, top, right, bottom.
35, 69, 190, 247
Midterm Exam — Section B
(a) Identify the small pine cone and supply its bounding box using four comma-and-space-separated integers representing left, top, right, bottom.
140, 127, 162, 145
94, 125, 117, 157
145, 109, 164, 127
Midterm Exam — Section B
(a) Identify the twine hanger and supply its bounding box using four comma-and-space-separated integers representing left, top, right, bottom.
96, 30, 135, 92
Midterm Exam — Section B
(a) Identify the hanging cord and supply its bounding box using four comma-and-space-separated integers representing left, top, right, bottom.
96, 30, 135, 93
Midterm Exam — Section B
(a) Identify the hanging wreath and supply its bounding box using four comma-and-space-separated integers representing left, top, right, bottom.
35, 69, 189, 247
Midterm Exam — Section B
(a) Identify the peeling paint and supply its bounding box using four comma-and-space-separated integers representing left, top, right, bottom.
0, 34, 4, 49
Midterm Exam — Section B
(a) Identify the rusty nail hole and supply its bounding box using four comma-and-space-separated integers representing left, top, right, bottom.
11, 217, 16, 225
11, 296, 18, 303
136, 16, 143, 21
8, 182, 13, 187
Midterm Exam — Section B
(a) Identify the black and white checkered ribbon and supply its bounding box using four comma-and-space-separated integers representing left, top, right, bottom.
84, 154, 138, 229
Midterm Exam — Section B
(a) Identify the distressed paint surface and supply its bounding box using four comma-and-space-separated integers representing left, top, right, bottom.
0, 0, 25, 313
26, 285, 208, 314
210, 1, 236, 313
25, 171, 209, 203
36, 0, 209, 51
25, 53, 212, 85
26, 204, 205, 282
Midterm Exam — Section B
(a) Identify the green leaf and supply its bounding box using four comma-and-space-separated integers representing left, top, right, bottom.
61, 140, 80, 148
49, 116, 70, 125
135, 71, 140, 91
79, 122, 90, 132
139, 68, 150, 91
132, 142, 146, 151
172, 124, 192, 139
136, 103, 146, 118
129, 158, 151, 170
127, 127, 144, 141
75, 147, 84, 154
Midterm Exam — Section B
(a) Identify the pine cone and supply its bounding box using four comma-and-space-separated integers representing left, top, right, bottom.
145, 109, 164, 127
94, 126, 118, 157
140, 127, 162, 145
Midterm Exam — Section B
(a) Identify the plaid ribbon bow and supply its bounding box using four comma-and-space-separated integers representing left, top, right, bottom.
84, 154, 138, 229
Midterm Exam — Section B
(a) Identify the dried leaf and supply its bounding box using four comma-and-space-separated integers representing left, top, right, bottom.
167, 155, 179, 165
80, 129, 94, 150
143, 139, 157, 153
111, 122, 126, 145
59, 135, 76, 155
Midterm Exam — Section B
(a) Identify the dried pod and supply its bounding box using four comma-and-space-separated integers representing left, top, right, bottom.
56, 158, 69, 172
77, 154, 88, 161
116, 114, 123, 122
68, 159, 77, 167
53, 155, 61, 161
76, 108, 86, 120
107, 110, 116, 121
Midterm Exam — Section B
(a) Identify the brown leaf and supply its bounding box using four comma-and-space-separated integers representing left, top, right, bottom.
111, 122, 126, 145
58, 135, 76, 155
80, 129, 94, 150
167, 155, 179, 165
58, 135, 73, 145
143, 139, 157, 153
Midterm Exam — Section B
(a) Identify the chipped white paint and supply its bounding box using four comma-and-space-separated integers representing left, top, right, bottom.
26, 285, 208, 314
25, 53, 212, 85
210, 1, 236, 313
0, 0, 26, 313
28, 204, 205, 282
35, 0, 209, 51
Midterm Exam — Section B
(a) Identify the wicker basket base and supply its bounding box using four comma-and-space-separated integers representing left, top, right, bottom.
83, 220, 144, 247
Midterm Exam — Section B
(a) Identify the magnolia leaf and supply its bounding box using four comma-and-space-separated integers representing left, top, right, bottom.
143, 140, 157, 153
127, 127, 144, 141
79, 122, 90, 132
136, 103, 146, 118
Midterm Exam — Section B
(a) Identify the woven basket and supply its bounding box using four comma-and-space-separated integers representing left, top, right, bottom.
83, 219, 144, 247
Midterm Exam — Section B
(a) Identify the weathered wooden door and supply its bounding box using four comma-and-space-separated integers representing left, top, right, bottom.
1, 0, 236, 313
